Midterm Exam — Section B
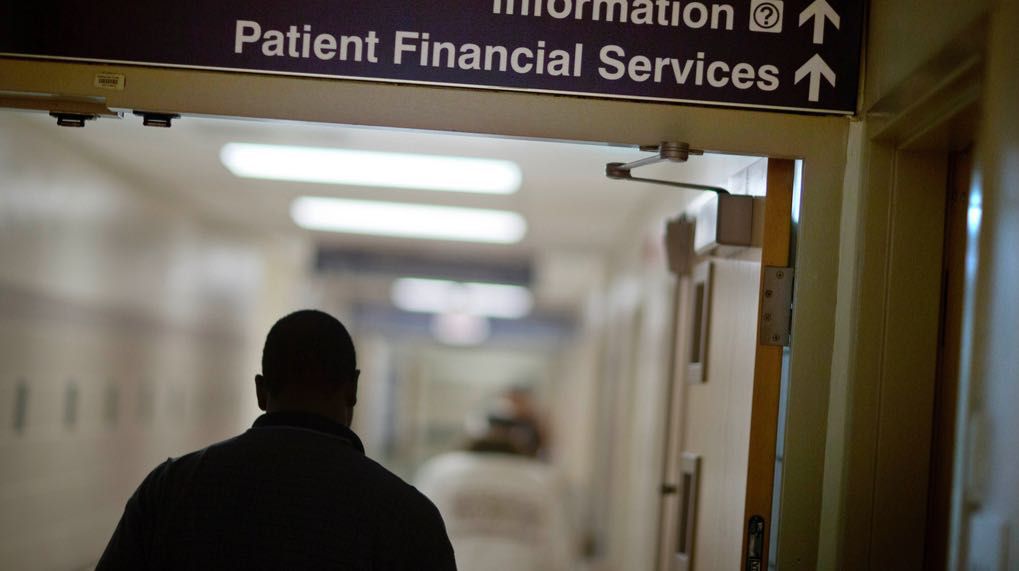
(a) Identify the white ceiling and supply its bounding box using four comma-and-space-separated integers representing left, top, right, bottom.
19, 112, 759, 259
14, 111, 760, 317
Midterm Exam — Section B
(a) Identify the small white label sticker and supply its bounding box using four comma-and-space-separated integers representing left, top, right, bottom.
94, 73, 126, 91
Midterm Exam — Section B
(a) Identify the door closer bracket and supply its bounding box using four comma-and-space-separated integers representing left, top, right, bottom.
606, 141, 730, 195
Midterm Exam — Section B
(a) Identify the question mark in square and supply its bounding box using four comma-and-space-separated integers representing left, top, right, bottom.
749, 0, 784, 33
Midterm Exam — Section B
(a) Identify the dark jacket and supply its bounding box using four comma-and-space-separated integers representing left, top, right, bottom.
97, 412, 457, 570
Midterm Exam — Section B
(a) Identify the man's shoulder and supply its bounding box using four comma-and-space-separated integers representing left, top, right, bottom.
356, 454, 441, 510
158, 433, 241, 474
205, 429, 434, 504
153, 429, 440, 516
136, 442, 218, 496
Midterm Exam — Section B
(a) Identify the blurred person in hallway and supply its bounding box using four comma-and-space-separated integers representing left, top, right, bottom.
415, 397, 577, 571
97, 309, 456, 570
501, 384, 547, 458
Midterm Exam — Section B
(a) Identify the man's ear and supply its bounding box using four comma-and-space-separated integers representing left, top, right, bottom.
345, 370, 360, 407
255, 374, 268, 411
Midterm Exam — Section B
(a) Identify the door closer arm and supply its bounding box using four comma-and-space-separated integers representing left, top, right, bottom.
606, 142, 729, 195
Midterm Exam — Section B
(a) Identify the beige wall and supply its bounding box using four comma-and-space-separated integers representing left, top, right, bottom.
581, 213, 675, 571
951, 0, 1019, 567
548, 311, 603, 551
543, 182, 698, 571
818, 1, 1019, 569
0, 111, 307, 569
865, 0, 989, 104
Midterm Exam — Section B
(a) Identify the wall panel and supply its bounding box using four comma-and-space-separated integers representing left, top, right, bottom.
0, 111, 301, 569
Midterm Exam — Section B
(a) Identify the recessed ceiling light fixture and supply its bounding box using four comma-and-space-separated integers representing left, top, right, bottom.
221, 143, 522, 194
290, 196, 527, 244
391, 277, 533, 319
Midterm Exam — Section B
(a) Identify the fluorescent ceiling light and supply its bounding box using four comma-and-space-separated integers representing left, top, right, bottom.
221, 143, 522, 194
291, 197, 526, 244
391, 277, 533, 319
431, 313, 491, 346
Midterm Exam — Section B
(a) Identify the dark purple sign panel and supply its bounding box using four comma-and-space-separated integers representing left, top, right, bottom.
0, 0, 864, 114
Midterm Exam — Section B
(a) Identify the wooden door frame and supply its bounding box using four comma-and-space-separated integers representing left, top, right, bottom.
813, 19, 984, 569
740, 159, 795, 570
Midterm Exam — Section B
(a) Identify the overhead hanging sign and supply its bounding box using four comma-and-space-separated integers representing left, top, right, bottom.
0, 0, 864, 114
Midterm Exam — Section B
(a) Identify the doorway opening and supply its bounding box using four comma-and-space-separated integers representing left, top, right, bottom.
0, 107, 798, 571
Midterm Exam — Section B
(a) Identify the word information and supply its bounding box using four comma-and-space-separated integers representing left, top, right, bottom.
492, 0, 737, 29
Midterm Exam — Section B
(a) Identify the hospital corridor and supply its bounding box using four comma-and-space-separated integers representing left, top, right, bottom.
1, 0, 1018, 569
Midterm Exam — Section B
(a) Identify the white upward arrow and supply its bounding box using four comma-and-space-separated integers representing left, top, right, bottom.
795, 54, 836, 102
799, 0, 841, 45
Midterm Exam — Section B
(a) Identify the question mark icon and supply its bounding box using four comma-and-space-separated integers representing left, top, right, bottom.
750, 0, 784, 33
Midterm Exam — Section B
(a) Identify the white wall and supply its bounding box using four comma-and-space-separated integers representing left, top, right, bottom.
0, 111, 308, 569
555, 184, 706, 571
547, 151, 772, 571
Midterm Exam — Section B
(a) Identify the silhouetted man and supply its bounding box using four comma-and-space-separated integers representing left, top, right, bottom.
97, 309, 457, 570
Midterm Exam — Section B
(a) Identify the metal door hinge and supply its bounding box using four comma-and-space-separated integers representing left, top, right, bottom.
760, 266, 794, 346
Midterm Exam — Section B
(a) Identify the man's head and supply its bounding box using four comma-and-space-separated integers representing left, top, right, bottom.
463, 396, 538, 456
255, 309, 360, 425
